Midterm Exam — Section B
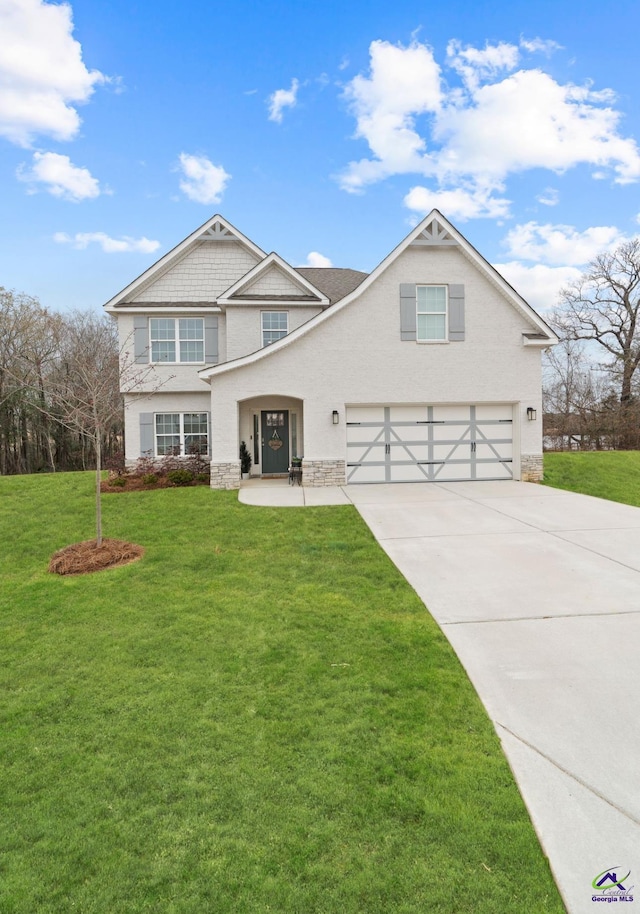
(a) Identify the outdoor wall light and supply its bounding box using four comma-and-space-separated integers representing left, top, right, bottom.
527, 407, 537, 421
332, 410, 339, 425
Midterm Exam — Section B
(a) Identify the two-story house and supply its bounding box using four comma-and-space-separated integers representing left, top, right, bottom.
104, 210, 556, 488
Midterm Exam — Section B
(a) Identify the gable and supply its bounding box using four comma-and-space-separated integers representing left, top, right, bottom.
236, 263, 317, 300
219, 252, 329, 306
104, 214, 267, 311
132, 241, 260, 303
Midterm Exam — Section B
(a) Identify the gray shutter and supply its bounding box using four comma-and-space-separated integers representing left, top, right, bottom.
399, 284, 417, 341
204, 316, 218, 364
206, 412, 211, 457
133, 316, 148, 363
448, 284, 465, 341
139, 413, 154, 457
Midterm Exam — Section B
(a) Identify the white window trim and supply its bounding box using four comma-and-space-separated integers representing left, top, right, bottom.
154, 412, 209, 457
416, 285, 448, 343
261, 311, 289, 348
149, 317, 205, 364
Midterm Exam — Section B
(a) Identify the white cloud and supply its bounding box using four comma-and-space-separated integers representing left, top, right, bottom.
338, 38, 640, 206
494, 261, 581, 312
404, 184, 510, 221
17, 151, 101, 201
340, 40, 442, 192
537, 187, 559, 206
268, 79, 299, 123
177, 153, 230, 204
446, 39, 520, 91
54, 232, 160, 253
304, 251, 333, 267
0, 0, 106, 145
504, 221, 627, 266
520, 37, 563, 56
434, 70, 640, 185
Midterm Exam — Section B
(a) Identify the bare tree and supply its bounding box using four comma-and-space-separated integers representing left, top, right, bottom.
18, 311, 163, 545
0, 289, 65, 474
543, 341, 611, 449
552, 240, 640, 446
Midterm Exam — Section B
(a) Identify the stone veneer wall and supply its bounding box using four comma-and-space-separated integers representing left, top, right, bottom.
521, 454, 543, 482
302, 459, 346, 487
210, 461, 241, 490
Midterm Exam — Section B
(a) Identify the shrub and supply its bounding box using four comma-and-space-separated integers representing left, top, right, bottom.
134, 455, 156, 478
167, 469, 194, 486
185, 444, 209, 477
142, 473, 158, 486
239, 440, 252, 474
108, 476, 127, 488
105, 451, 126, 476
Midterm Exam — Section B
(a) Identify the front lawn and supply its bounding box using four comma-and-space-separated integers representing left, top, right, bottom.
0, 473, 563, 913
543, 450, 640, 505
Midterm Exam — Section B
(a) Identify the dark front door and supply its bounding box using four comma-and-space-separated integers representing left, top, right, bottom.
261, 410, 290, 474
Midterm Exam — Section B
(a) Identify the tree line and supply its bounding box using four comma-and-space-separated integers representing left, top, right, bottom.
544, 239, 640, 451
0, 287, 122, 475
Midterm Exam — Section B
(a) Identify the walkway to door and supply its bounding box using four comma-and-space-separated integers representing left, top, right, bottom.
239, 478, 640, 913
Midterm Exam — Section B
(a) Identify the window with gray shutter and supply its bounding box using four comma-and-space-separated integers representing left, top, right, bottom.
139, 413, 154, 456
133, 316, 148, 364
448, 284, 465, 341
399, 284, 417, 340
204, 317, 218, 364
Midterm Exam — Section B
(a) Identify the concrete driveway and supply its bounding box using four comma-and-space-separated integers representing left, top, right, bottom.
240, 479, 640, 911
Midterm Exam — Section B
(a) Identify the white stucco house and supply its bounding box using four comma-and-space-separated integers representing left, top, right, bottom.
104, 210, 557, 488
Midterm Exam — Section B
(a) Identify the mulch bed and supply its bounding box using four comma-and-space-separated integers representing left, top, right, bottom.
101, 476, 209, 493
49, 539, 145, 576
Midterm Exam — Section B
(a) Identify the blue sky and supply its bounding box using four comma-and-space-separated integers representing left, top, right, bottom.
2, 0, 640, 314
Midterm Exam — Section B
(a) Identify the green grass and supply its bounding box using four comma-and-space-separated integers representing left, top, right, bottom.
0, 473, 563, 913
543, 450, 640, 505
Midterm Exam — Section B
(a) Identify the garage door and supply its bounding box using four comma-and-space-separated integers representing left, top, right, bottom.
346, 405, 513, 484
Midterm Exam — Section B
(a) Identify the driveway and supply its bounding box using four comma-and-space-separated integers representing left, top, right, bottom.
240, 479, 640, 911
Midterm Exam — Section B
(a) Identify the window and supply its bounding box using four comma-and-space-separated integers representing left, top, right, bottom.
150, 318, 204, 363
261, 311, 288, 347
416, 286, 447, 341
155, 413, 208, 456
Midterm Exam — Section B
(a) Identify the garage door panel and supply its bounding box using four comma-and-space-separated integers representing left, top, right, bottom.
389, 443, 432, 461
345, 404, 514, 484
475, 460, 513, 480
389, 463, 430, 482
347, 462, 387, 483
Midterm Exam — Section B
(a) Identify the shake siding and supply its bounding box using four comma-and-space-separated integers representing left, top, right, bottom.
132, 241, 260, 302
241, 267, 312, 297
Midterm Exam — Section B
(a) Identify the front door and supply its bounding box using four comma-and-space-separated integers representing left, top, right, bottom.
261, 410, 290, 475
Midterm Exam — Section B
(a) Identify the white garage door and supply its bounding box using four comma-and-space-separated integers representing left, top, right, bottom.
346, 405, 513, 484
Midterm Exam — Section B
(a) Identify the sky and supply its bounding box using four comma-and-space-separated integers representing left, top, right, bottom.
2, 0, 640, 316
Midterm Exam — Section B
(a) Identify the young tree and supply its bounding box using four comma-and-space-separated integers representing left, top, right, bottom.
19, 311, 164, 546
552, 240, 640, 446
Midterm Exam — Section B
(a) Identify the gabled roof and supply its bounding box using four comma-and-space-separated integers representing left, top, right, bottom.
218, 252, 330, 306
199, 209, 558, 380
104, 214, 266, 312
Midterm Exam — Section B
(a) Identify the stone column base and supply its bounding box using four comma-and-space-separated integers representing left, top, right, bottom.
521, 454, 543, 482
302, 459, 346, 487
210, 461, 241, 490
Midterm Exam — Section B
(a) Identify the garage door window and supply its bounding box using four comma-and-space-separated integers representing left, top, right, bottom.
417, 286, 447, 341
